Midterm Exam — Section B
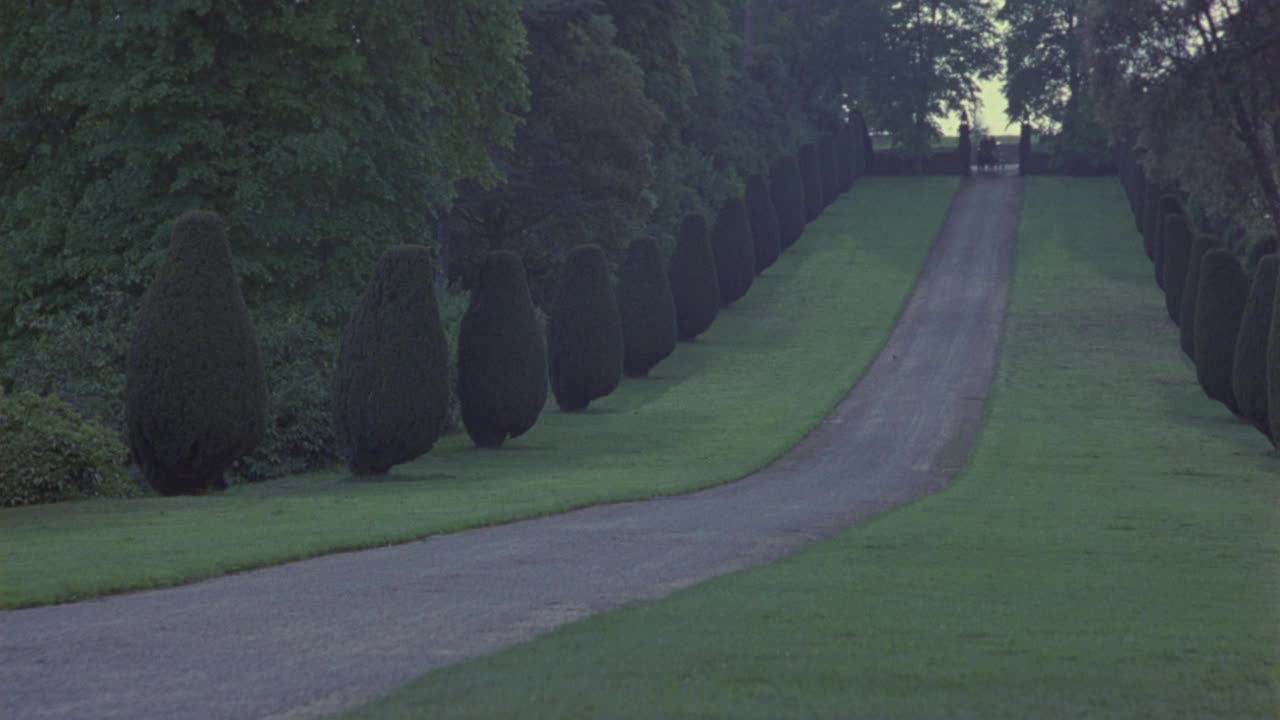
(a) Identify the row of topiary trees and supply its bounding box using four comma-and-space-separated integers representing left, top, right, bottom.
123, 120, 870, 494
1116, 149, 1280, 445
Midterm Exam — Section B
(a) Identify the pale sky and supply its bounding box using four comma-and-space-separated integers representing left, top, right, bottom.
940, 76, 1011, 136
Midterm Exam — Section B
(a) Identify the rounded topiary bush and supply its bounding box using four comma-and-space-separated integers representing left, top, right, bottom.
1179, 233, 1218, 358
818, 134, 839, 208
456, 251, 548, 447
744, 174, 782, 273
618, 237, 678, 378
1233, 255, 1278, 436
798, 143, 824, 221
710, 196, 757, 307
1194, 249, 1248, 415
1162, 212, 1193, 324
333, 245, 450, 475
1, 391, 138, 507
549, 244, 623, 412
126, 210, 268, 495
770, 156, 807, 250
668, 213, 720, 341
1141, 182, 1161, 264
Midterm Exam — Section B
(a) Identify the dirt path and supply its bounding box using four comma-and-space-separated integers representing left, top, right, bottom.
1, 176, 1022, 720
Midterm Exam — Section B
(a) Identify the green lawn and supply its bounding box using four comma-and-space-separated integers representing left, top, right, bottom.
0, 177, 959, 609
349, 177, 1280, 719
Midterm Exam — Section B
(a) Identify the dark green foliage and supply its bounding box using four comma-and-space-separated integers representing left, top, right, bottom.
959, 124, 973, 177
668, 214, 720, 341
549, 245, 624, 412
618, 238, 678, 378
744, 175, 782, 273
1, 2, 529, 346
456, 251, 547, 448
1018, 123, 1032, 175
1194, 250, 1247, 415
1179, 233, 1218, 358
333, 246, 449, 475
798, 143, 824, 221
1141, 182, 1161, 263
834, 125, 856, 190
710, 197, 757, 307
1161, 212, 1193, 323
818, 134, 840, 207
126, 211, 268, 495
0, 391, 139, 507
1156, 194, 1184, 289
769, 156, 808, 249
1233, 255, 1278, 436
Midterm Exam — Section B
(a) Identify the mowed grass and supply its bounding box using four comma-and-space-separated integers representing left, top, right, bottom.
348, 178, 1280, 719
0, 177, 959, 609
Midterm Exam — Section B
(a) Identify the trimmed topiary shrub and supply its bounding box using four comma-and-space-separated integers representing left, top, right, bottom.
1194, 249, 1247, 415
126, 210, 268, 495
1161, 212, 1193, 324
1179, 233, 1218, 358
1233, 255, 1278, 436
798, 143, 824, 221
1018, 122, 1032, 176
548, 244, 624, 412
818, 134, 839, 208
710, 196, 757, 307
618, 237, 678, 378
1, 391, 139, 507
456, 251, 547, 447
1141, 181, 1161, 264
668, 213, 720, 341
744, 174, 782, 273
769, 156, 807, 250
333, 245, 450, 475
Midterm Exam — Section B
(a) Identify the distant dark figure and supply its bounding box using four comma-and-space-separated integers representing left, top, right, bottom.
977, 137, 1001, 174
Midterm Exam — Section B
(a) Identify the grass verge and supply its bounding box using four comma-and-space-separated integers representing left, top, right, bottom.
0, 177, 959, 609
348, 177, 1280, 719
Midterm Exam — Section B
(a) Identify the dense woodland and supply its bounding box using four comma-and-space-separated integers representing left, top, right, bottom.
0, 0, 1276, 504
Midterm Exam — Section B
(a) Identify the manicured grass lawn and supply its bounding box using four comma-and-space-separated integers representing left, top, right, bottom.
0, 177, 960, 609
348, 178, 1280, 719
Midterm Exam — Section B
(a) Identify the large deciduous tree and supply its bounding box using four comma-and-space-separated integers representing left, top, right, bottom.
1084, 0, 1280, 239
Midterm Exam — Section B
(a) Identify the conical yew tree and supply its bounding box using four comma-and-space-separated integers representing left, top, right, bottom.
1141, 182, 1161, 263
1179, 233, 1218, 358
127, 210, 268, 495
744, 174, 782, 273
548, 244, 623, 412
617, 237, 678, 378
668, 213, 720, 341
1162, 212, 1193, 324
818, 134, 839, 208
798, 143, 824, 221
456, 250, 548, 447
333, 245, 450, 475
770, 156, 807, 249
1233, 254, 1278, 436
710, 196, 756, 307
1194, 249, 1247, 415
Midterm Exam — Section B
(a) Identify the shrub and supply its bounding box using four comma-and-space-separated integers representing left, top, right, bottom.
1233, 255, 1278, 436
1141, 181, 1161, 264
818, 134, 839, 207
1161, 212, 1193, 324
1156, 194, 1184, 290
798, 143, 824, 221
1194, 249, 1247, 415
333, 245, 449, 475
0, 391, 140, 507
710, 196, 757, 307
126, 210, 268, 495
618, 238, 678, 378
744, 174, 782, 273
548, 244, 624, 412
230, 310, 339, 482
668, 213, 720, 341
1178, 233, 1218, 359
456, 251, 547, 447
769, 156, 807, 250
